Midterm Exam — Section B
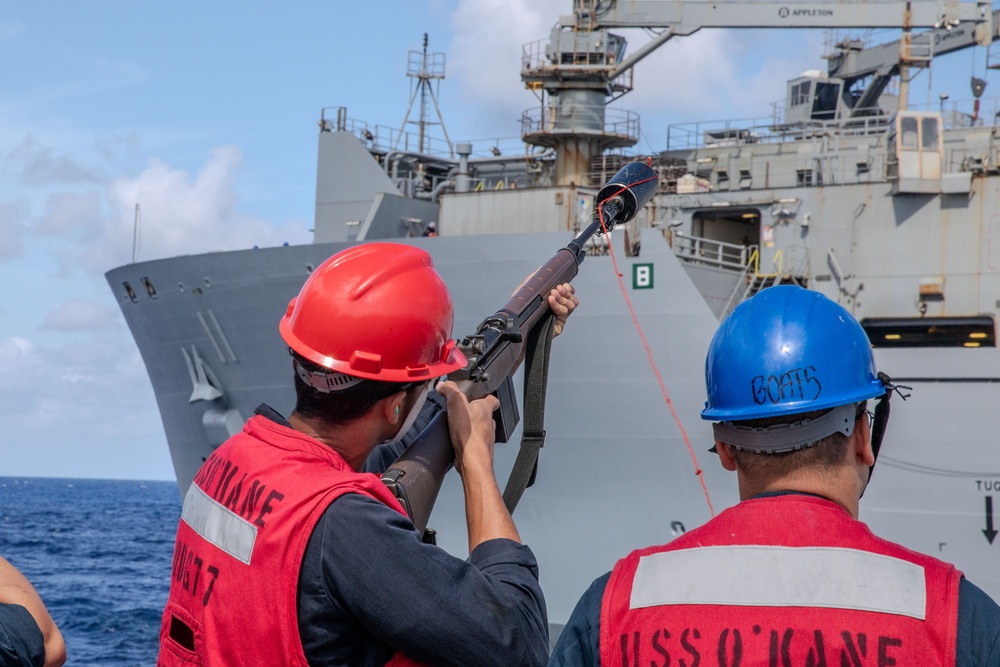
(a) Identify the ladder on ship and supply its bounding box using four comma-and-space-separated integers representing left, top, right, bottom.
719, 248, 808, 320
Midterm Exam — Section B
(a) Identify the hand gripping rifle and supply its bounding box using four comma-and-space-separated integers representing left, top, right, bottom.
380, 162, 659, 539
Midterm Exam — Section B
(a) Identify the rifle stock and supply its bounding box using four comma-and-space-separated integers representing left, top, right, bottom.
381, 161, 658, 536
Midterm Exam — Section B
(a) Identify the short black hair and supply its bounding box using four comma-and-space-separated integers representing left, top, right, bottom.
291, 353, 413, 426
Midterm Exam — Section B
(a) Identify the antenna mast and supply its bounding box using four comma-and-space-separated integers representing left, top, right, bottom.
131, 203, 141, 264
394, 33, 453, 157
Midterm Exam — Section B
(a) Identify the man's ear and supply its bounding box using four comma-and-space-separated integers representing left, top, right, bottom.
854, 421, 875, 467
716, 441, 738, 471
381, 390, 408, 424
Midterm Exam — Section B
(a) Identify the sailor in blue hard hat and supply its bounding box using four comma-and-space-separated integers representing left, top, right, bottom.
702, 283, 893, 491
548, 285, 1000, 667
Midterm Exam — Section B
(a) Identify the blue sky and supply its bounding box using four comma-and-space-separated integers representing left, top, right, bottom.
0, 1, 990, 481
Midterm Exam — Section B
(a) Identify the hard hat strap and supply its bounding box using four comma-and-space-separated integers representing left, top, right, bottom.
293, 357, 365, 393
713, 402, 858, 454
382, 382, 430, 447
866, 371, 912, 488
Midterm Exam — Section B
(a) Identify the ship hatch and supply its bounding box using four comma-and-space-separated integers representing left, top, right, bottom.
861, 316, 996, 348
692, 208, 760, 248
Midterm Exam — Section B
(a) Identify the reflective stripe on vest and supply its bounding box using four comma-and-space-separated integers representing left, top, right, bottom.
631, 545, 926, 619
180, 483, 258, 565
600, 495, 961, 667
157, 414, 428, 667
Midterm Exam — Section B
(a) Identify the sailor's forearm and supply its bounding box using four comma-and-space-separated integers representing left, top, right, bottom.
461, 455, 520, 551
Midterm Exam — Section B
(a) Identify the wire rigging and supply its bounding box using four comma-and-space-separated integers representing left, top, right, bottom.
597, 176, 716, 517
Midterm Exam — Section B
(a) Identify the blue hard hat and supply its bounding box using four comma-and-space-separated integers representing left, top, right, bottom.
701, 285, 885, 422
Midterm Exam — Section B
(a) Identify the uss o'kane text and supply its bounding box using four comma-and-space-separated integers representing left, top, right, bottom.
619, 626, 904, 667
192, 455, 285, 529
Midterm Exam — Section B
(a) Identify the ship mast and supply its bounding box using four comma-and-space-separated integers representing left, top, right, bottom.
395, 33, 453, 157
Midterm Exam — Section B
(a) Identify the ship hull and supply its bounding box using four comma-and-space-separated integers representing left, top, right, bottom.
108, 231, 738, 623
108, 229, 1000, 626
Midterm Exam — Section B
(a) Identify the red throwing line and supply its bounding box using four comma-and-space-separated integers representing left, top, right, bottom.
597, 177, 715, 518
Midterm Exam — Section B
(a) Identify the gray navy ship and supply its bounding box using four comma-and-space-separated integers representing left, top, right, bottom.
106, 0, 1000, 631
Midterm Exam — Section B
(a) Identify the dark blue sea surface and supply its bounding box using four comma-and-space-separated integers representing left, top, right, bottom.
0, 477, 181, 666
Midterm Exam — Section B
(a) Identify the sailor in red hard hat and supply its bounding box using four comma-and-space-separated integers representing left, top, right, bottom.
158, 242, 577, 667
548, 285, 1000, 667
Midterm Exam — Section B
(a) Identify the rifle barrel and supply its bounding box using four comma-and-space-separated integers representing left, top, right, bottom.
381, 161, 659, 538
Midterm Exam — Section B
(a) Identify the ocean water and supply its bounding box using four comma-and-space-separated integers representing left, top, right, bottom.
0, 477, 181, 666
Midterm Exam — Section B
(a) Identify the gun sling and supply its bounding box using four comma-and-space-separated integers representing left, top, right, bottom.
502, 312, 556, 514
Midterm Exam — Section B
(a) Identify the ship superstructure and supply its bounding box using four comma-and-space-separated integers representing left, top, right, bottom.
108, 1, 1000, 631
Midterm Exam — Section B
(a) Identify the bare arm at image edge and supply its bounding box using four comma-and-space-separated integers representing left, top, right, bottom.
0, 557, 66, 667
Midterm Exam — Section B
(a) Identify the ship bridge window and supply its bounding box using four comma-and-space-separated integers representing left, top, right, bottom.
791, 81, 811, 106
921, 116, 939, 150
811, 81, 841, 121
900, 116, 918, 149
861, 316, 995, 348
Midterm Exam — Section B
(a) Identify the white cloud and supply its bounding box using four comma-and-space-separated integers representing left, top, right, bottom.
35, 191, 101, 237
93, 131, 141, 165
40, 298, 119, 332
0, 326, 171, 480
6, 135, 102, 185
450, 0, 565, 136
0, 331, 158, 434
22, 398, 63, 429
77, 145, 309, 272
0, 336, 41, 391
0, 200, 28, 260
629, 31, 742, 115
0, 135, 308, 479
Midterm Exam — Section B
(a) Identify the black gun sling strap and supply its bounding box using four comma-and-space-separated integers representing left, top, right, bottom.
502, 312, 556, 514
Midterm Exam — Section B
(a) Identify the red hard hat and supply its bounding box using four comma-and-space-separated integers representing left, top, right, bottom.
279, 243, 467, 382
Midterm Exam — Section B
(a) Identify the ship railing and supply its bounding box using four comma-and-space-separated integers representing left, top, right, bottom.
320, 107, 455, 157
717, 245, 774, 319
912, 96, 1000, 130
746, 245, 811, 278
521, 105, 639, 145
520, 38, 633, 93
319, 107, 526, 161
521, 39, 545, 72
671, 233, 749, 271
782, 244, 811, 278
666, 106, 892, 151
719, 253, 758, 320
717, 245, 811, 318
663, 142, 892, 190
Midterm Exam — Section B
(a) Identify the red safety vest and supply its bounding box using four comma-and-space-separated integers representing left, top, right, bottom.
601, 494, 961, 667
157, 414, 428, 667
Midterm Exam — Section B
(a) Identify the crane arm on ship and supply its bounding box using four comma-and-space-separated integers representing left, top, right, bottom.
579, 1, 989, 30
829, 10, 1000, 82
578, 1, 994, 80
825, 9, 1000, 115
